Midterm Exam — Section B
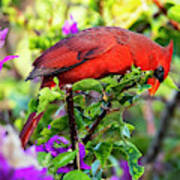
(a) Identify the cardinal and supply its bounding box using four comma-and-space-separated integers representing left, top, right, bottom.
20, 26, 173, 148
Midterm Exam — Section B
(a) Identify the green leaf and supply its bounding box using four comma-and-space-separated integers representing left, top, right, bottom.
126, 123, 135, 134
168, 5, 180, 23
27, 98, 39, 115
37, 152, 52, 167
52, 151, 77, 170
74, 108, 85, 129
72, 79, 103, 93
137, 84, 151, 93
37, 87, 63, 113
94, 142, 113, 168
114, 141, 144, 180
50, 115, 68, 131
100, 76, 119, 87
73, 95, 86, 109
84, 102, 102, 119
163, 76, 179, 91
122, 125, 131, 138
63, 170, 91, 180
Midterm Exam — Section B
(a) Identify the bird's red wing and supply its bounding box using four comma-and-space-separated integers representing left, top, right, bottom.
20, 112, 44, 148
27, 28, 117, 80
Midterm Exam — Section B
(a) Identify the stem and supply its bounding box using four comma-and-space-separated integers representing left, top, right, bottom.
153, 0, 180, 31
82, 81, 137, 144
82, 102, 111, 144
76, 142, 80, 170
66, 85, 78, 169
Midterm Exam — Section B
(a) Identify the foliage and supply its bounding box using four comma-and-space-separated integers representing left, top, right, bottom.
0, 0, 180, 180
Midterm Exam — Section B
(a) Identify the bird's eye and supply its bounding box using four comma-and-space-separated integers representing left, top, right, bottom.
154, 66, 164, 83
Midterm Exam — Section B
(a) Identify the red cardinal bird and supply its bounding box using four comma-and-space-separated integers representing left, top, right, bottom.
26, 26, 173, 94
20, 26, 173, 148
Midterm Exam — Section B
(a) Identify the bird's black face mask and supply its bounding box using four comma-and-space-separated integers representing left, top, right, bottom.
154, 66, 164, 83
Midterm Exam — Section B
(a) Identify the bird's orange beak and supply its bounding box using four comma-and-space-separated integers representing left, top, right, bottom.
147, 77, 160, 96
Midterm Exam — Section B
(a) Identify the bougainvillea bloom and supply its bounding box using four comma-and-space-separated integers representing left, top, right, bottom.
110, 160, 131, 180
0, 126, 53, 180
14, 166, 53, 180
0, 27, 8, 48
79, 143, 91, 170
36, 135, 90, 173
62, 15, 78, 35
0, 155, 53, 180
119, 160, 132, 180
0, 55, 19, 72
0, 27, 19, 72
110, 159, 143, 180
36, 135, 70, 157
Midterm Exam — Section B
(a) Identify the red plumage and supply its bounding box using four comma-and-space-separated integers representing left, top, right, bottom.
27, 27, 173, 95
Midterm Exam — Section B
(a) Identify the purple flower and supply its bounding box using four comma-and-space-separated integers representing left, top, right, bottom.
0, 55, 19, 72
57, 166, 72, 174
111, 159, 143, 180
62, 15, 78, 35
57, 143, 90, 174
0, 27, 8, 48
36, 135, 90, 174
0, 27, 19, 72
110, 176, 119, 180
119, 160, 132, 180
0, 126, 53, 180
110, 160, 131, 180
14, 166, 53, 180
79, 143, 91, 170
0, 152, 15, 180
0, 155, 53, 180
36, 135, 70, 157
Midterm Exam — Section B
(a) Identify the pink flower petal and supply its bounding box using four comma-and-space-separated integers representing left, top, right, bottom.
0, 55, 19, 72
0, 28, 8, 48
1, 55, 19, 63
62, 15, 78, 35
79, 143, 91, 170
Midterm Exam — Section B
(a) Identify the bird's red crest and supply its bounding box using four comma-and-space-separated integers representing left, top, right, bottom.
148, 40, 173, 95
164, 40, 173, 78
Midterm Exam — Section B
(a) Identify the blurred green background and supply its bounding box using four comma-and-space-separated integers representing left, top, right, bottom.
0, 0, 180, 179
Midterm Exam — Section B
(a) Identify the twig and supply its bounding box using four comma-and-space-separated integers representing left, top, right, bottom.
82, 102, 111, 144
153, 0, 180, 31
153, 0, 167, 15
97, 0, 104, 17
66, 85, 79, 169
143, 90, 180, 164
91, 124, 112, 140
82, 80, 140, 144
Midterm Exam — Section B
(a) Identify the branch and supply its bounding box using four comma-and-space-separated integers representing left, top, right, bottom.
82, 102, 111, 144
153, 0, 180, 31
143, 90, 180, 164
66, 85, 79, 169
